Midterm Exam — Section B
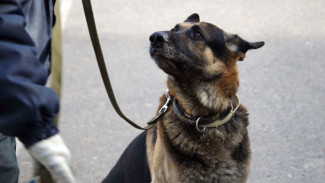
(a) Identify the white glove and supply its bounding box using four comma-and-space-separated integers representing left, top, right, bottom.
28, 134, 75, 183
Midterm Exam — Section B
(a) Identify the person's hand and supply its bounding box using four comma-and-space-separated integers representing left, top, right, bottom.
28, 134, 75, 183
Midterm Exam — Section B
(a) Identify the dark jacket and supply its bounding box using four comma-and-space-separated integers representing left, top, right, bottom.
0, 0, 59, 147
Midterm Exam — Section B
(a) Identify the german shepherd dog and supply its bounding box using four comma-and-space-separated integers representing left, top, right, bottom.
103, 13, 264, 183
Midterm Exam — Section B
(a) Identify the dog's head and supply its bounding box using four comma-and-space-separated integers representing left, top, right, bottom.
149, 13, 264, 81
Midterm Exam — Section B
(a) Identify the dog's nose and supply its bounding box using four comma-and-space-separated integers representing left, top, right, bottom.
149, 32, 168, 44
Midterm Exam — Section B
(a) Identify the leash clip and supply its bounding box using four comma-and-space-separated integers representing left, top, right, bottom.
159, 89, 172, 114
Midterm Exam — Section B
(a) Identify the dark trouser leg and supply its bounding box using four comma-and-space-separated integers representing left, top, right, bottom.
0, 133, 19, 183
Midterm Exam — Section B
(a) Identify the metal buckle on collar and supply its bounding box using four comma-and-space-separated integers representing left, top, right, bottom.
158, 89, 172, 114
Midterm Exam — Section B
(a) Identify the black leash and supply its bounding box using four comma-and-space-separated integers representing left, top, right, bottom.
81, 0, 171, 130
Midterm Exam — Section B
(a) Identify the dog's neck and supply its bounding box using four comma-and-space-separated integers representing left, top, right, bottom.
167, 67, 239, 117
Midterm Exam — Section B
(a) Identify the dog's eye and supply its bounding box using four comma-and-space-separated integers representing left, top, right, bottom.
193, 31, 201, 39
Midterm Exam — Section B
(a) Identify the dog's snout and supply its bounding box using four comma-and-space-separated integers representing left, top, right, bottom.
149, 32, 168, 44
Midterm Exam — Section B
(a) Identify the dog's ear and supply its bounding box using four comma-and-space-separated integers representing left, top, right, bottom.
226, 34, 264, 61
184, 13, 200, 23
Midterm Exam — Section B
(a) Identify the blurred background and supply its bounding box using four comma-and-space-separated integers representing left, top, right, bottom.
17, 0, 325, 182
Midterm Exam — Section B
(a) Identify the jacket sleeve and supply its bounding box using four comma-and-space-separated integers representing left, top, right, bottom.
0, 0, 59, 148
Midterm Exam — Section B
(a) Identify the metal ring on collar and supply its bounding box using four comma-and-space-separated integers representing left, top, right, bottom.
196, 117, 206, 132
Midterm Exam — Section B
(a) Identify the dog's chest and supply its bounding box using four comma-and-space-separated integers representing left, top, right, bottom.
178, 160, 243, 183
165, 137, 247, 183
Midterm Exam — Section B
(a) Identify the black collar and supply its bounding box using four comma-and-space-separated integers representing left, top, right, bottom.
171, 94, 240, 130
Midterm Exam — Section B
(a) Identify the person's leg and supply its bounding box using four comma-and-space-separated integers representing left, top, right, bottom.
0, 132, 19, 183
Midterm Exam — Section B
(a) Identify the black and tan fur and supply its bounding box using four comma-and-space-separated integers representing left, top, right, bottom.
103, 13, 264, 183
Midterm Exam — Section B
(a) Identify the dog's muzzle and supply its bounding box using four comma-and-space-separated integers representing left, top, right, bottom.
149, 31, 169, 56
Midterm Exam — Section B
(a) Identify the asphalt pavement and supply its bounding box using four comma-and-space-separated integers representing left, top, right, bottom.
17, 0, 325, 182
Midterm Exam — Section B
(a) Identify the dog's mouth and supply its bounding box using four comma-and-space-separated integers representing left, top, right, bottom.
150, 44, 205, 79
150, 47, 164, 57
150, 42, 179, 60
150, 47, 172, 64
150, 48, 160, 56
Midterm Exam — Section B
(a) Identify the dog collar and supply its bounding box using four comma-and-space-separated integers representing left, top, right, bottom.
172, 94, 240, 132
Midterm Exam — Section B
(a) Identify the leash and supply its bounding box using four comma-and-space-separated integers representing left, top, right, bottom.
81, 0, 171, 130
